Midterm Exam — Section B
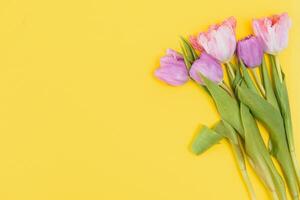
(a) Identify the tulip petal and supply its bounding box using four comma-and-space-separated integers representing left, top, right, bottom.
189, 53, 223, 85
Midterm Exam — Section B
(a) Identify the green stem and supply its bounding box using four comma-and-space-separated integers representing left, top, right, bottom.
277, 148, 300, 199
271, 191, 280, 200
220, 82, 233, 97
231, 140, 256, 200
291, 150, 300, 188
251, 68, 266, 97
270, 54, 300, 192
225, 62, 236, 80
274, 55, 283, 83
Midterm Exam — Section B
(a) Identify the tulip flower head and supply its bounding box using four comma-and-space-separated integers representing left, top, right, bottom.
253, 13, 291, 55
193, 17, 237, 63
189, 53, 223, 85
154, 49, 189, 86
237, 36, 264, 68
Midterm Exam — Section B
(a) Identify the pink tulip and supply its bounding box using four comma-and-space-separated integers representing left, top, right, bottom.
192, 17, 237, 63
154, 49, 189, 86
189, 53, 223, 85
253, 13, 291, 55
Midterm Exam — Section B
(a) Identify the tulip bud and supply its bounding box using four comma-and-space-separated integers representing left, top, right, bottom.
237, 36, 264, 68
189, 53, 223, 85
154, 49, 189, 86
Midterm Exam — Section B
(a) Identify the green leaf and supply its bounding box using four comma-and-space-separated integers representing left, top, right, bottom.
180, 36, 198, 60
233, 65, 242, 90
225, 63, 235, 86
201, 75, 244, 137
237, 84, 285, 153
269, 55, 300, 187
191, 119, 243, 156
240, 103, 287, 200
191, 125, 224, 155
200, 73, 286, 198
214, 120, 257, 199
225, 62, 242, 92
268, 139, 274, 154
180, 44, 192, 68
237, 84, 300, 198
191, 120, 241, 156
261, 56, 279, 110
218, 120, 239, 144
218, 67, 288, 198
180, 36, 198, 68
240, 61, 259, 94
269, 55, 293, 151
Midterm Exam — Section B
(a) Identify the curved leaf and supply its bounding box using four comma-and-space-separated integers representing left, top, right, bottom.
237, 84, 285, 152
240, 61, 259, 94
191, 125, 224, 155
269, 55, 300, 186
240, 103, 287, 200
202, 75, 244, 137
261, 56, 279, 110
237, 84, 300, 198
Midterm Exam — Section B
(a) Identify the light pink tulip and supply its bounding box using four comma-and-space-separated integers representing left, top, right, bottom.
154, 49, 189, 86
194, 17, 237, 63
253, 13, 291, 55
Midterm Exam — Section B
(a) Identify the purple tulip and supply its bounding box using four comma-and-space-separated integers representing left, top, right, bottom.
154, 49, 189, 86
237, 36, 264, 68
189, 53, 223, 85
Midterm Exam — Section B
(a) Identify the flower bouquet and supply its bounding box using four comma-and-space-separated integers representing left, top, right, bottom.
154, 13, 300, 200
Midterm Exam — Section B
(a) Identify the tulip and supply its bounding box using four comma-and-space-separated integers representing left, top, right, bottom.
154, 49, 189, 86
189, 53, 223, 85
195, 17, 237, 63
253, 13, 291, 55
237, 35, 266, 96
237, 36, 264, 68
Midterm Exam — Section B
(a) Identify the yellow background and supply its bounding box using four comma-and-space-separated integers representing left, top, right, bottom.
0, 0, 299, 199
